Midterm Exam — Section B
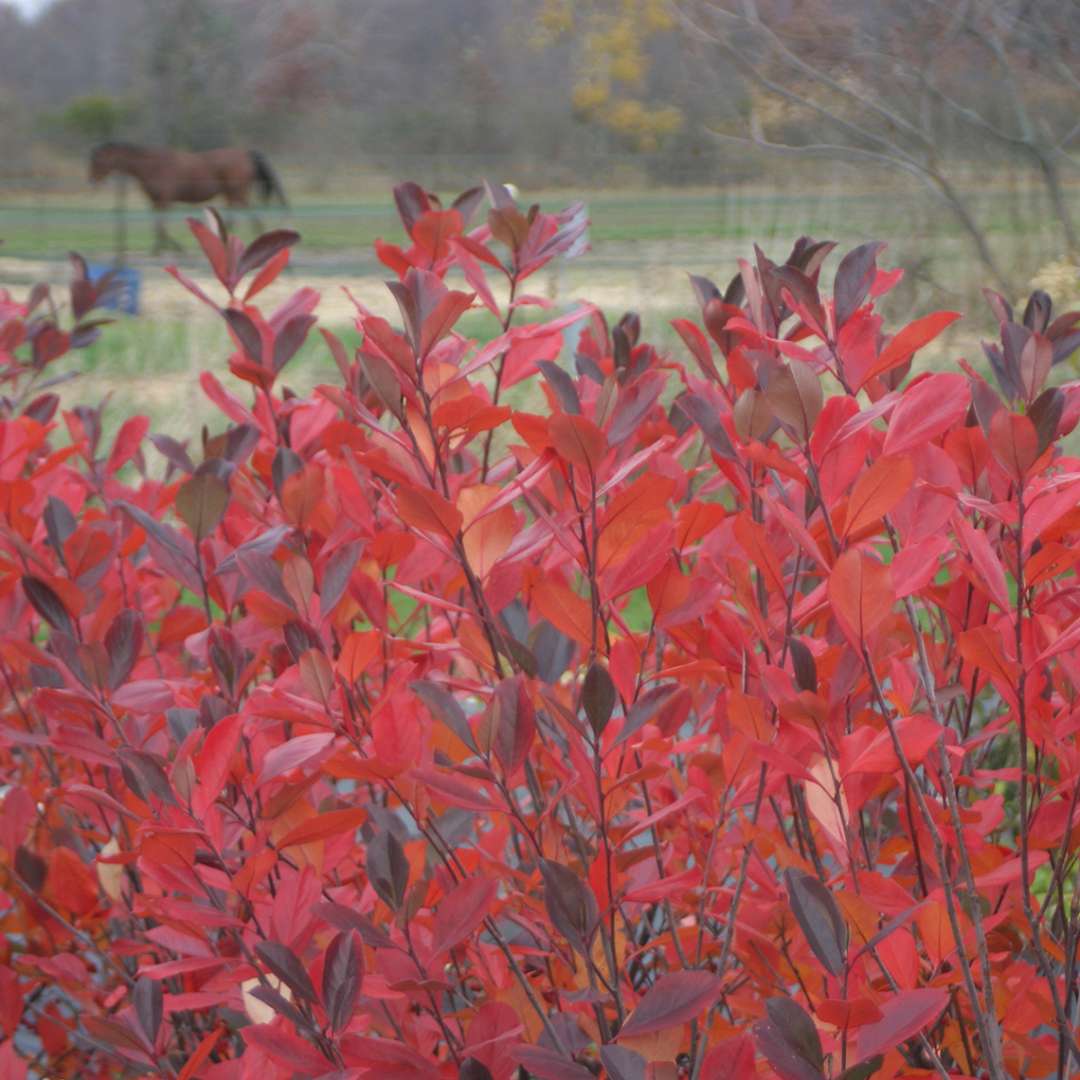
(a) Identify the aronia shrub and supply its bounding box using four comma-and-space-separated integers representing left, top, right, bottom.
2, 183, 1080, 1080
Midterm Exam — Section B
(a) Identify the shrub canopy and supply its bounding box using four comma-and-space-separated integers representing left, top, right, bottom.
2, 183, 1080, 1080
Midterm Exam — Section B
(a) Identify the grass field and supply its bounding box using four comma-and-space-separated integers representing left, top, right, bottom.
2, 175, 1078, 440
0, 180, 1066, 258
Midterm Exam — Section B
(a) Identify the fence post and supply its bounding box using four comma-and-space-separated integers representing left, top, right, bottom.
114, 174, 128, 268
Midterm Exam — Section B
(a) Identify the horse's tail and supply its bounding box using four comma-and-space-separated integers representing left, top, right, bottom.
250, 150, 289, 208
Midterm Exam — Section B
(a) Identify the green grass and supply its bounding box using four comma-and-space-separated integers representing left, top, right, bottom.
0, 183, 1066, 262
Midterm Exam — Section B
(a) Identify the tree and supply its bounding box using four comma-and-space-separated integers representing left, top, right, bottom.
141, 0, 245, 147
544, 0, 1080, 292
537, 0, 692, 151
53, 94, 135, 144
674, 0, 1080, 291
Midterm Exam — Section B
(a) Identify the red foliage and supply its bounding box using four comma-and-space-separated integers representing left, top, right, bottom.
2, 186, 1080, 1080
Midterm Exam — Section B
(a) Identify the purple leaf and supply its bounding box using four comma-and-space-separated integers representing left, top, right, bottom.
783, 868, 848, 976
754, 997, 825, 1080
21, 576, 72, 635
255, 941, 317, 1004
237, 229, 300, 279
618, 971, 722, 1039
511, 1044, 594, 1080
224, 308, 264, 362
833, 242, 885, 329
320, 540, 362, 618
541, 860, 599, 957
133, 977, 162, 1046
600, 1045, 645, 1080
413, 680, 476, 753
105, 610, 143, 690
322, 930, 362, 1033
582, 662, 616, 738
272, 313, 316, 374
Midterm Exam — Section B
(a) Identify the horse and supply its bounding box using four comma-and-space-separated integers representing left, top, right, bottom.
89, 143, 289, 254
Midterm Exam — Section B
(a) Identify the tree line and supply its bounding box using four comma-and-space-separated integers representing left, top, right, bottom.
1, 0, 1079, 288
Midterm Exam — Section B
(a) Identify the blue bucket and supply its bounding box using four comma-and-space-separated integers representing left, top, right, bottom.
86, 263, 141, 316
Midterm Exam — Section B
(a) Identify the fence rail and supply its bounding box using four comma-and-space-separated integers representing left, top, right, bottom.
2, 161, 1077, 316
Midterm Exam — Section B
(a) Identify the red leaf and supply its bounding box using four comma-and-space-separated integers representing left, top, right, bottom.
165, 265, 221, 311
989, 409, 1039, 481
175, 469, 230, 541
618, 790, 704, 847
890, 534, 951, 598
549, 413, 607, 472
177, 1024, 225, 1080
532, 579, 593, 647
192, 714, 243, 817
700, 1034, 756, 1080
956, 626, 1020, 707
363, 315, 416, 374
431, 877, 498, 956
410, 766, 494, 811
141, 958, 229, 980
622, 867, 702, 903
842, 455, 913, 538
187, 217, 229, 284
277, 808, 367, 849
452, 237, 501, 316
672, 317, 720, 380
21, 575, 73, 634
245, 248, 291, 301
846, 714, 942, 776
106, 416, 149, 475
374, 238, 413, 277
243, 1024, 330, 1074
199, 370, 258, 428
854, 988, 948, 1063
881, 373, 970, 455
419, 289, 474, 357
784, 868, 848, 977
1036, 614, 1080, 664
861, 311, 961, 387
954, 514, 1011, 610
259, 732, 335, 784
828, 548, 894, 646
396, 483, 463, 539
0, 1038, 28, 1080
815, 998, 883, 1029
237, 229, 300, 279
412, 208, 463, 263
111, 679, 175, 713
223, 307, 265, 364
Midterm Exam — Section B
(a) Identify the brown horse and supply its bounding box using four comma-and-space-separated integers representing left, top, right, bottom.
89, 143, 289, 254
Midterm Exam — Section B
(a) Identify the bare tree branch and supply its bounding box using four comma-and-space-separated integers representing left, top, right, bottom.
697, 0, 934, 149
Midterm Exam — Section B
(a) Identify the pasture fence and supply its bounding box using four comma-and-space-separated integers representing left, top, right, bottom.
1, 153, 1078, 324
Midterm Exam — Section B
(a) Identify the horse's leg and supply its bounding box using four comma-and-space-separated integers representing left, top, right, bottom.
151, 213, 165, 256
153, 205, 182, 255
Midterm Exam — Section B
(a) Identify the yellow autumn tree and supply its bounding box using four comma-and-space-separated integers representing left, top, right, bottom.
535, 0, 684, 151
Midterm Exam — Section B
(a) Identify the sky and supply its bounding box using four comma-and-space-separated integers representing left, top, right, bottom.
10, 0, 51, 15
